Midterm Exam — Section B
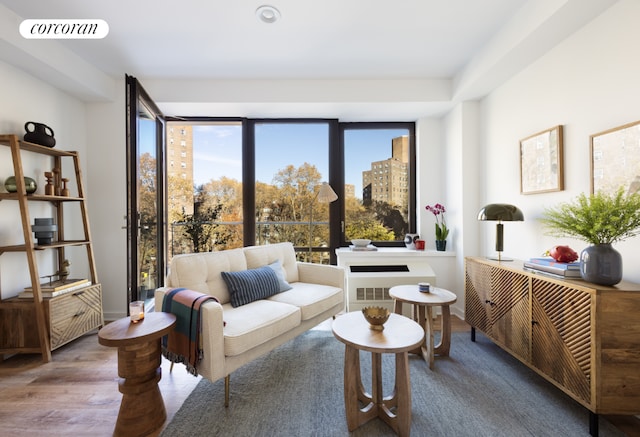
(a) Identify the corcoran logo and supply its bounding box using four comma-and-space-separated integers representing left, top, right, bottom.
20, 19, 109, 39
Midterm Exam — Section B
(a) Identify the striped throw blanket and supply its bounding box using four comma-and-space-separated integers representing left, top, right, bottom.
161, 288, 220, 376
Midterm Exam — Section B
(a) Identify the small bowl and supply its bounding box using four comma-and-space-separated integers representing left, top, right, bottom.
362, 306, 390, 330
351, 239, 371, 247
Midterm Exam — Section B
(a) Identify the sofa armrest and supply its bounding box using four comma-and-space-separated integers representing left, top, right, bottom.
154, 287, 226, 382
296, 262, 344, 289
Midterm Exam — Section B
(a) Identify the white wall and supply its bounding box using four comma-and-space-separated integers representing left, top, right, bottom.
477, 0, 640, 284
441, 101, 482, 314
85, 80, 127, 320
0, 60, 91, 299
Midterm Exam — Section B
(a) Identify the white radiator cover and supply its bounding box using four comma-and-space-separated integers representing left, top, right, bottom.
336, 248, 437, 315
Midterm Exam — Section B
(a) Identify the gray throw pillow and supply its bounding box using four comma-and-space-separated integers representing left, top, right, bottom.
267, 259, 293, 292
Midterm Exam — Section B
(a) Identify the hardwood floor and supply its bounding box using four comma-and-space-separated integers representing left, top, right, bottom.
0, 316, 637, 436
0, 328, 201, 437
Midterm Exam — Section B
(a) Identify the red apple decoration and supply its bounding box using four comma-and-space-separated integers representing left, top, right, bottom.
548, 245, 578, 263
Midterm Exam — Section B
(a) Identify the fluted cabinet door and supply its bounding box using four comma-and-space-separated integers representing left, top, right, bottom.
464, 259, 530, 361
464, 260, 491, 334
489, 267, 530, 362
531, 279, 592, 407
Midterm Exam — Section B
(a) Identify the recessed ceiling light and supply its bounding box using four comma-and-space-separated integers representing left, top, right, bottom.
256, 5, 281, 24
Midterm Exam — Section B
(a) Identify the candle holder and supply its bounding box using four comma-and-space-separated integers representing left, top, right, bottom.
418, 282, 431, 293
44, 171, 55, 195
32, 217, 57, 245
52, 167, 61, 195
61, 178, 70, 197
129, 301, 145, 323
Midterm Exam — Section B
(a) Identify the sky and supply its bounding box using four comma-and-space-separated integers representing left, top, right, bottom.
192, 123, 408, 198
140, 120, 408, 199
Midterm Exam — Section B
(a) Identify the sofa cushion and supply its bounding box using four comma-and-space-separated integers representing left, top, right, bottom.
267, 282, 343, 320
221, 266, 281, 307
267, 260, 293, 292
222, 300, 301, 356
243, 242, 299, 283
167, 248, 247, 304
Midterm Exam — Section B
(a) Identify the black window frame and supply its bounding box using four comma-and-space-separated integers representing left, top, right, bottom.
335, 122, 417, 252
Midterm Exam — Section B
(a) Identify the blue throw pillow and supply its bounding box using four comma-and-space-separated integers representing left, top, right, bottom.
221, 266, 281, 307
267, 260, 293, 292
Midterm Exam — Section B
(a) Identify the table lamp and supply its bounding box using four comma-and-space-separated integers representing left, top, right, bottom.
477, 203, 524, 261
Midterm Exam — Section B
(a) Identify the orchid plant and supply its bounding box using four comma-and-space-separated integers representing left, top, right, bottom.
426, 203, 449, 241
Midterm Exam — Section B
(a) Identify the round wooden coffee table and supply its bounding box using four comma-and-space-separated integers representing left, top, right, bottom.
389, 285, 457, 369
98, 312, 176, 437
332, 311, 424, 437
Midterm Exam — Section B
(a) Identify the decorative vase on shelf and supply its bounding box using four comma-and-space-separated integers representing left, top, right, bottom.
580, 244, 622, 286
24, 121, 56, 148
4, 176, 37, 194
404, 233, 419, 250
435, 240, 447, 251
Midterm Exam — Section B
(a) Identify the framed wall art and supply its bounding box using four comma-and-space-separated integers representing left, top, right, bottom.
590, 120, 640, 195
520, 125, 564, 194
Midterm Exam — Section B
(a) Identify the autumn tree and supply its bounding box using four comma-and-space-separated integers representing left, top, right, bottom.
344, 196, 396, 241
202, 177, 243, 250
175, 185, 225, 252
264, 163, 327, 249
164, 160, 400, 261
138, 153, 158, 282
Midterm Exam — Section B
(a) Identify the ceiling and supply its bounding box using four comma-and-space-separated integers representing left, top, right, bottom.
0, 0, 618, 120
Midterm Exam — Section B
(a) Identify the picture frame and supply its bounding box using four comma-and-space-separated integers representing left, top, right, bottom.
520, 125, 564, 194
590, 120, 640, 195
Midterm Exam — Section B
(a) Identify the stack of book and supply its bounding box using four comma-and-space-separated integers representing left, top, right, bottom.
523, 258, 581, 279
18, 278, 91, 298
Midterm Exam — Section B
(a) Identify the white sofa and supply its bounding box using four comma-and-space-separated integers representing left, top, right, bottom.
155, 242, 344, 405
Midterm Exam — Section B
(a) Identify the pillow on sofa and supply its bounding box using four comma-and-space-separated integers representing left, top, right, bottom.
267, 260, 293, 292
221, 266, 281, 307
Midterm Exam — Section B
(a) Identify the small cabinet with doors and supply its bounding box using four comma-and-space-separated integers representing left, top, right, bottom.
464, 258, 530, 362
0, 134, 103, 362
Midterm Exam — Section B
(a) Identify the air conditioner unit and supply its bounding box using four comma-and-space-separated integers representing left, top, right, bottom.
345, 264, 436, 316
336, 248, 438, 317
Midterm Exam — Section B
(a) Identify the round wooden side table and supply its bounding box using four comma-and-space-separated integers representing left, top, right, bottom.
332, 311, 424, 437
98, 311, 176, 437
389, 285, 457, 369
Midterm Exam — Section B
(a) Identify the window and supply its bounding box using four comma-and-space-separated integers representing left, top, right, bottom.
164, 118, 415, 265
340, 123, 416, 246
166, 121, 243, 259
254, 121, 331, 263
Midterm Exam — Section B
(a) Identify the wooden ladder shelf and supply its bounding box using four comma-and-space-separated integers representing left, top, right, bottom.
0, 134, 103, 362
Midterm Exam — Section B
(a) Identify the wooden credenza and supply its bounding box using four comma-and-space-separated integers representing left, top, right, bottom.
464, 256, 640, 436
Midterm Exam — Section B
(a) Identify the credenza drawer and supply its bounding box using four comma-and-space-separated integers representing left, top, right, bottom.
0, 284, 103, 351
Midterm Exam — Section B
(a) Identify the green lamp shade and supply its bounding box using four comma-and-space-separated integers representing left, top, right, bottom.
477, 204, 524, 222
478, 204, 524, 259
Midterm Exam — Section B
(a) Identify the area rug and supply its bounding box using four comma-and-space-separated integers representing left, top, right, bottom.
161, 329, 624, 437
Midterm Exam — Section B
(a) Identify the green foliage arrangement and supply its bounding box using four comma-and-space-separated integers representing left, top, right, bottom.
540, 188, 640, 245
